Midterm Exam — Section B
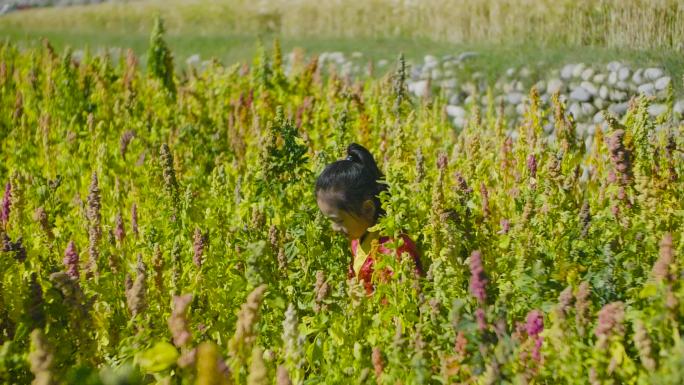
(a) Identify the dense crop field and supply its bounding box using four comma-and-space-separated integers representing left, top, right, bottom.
1, 19, 683, 385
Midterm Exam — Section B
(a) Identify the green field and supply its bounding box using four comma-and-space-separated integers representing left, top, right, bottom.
1, 0, 684, 82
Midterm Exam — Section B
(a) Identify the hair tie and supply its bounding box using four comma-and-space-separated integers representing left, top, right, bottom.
346, 155, 354, 162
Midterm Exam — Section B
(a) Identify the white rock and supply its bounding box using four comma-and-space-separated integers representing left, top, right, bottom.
547, 78, 564, 94
631, 68, 644, 85
655, 76, 671, 91
644, 67, 664, 81
534, 80, 546, 92
199, 60, 212, 72
377, 59, 388, 67
446, 105, 466, 118
70, 50, 86, 65
457, 52, 478, 62
561, 64, 575, 79
506, 67, 516, 77
576, 123, 588, 137
431, 68, 443, 79
410, 65, 422, 80
449, 94, 463, 105
341, 62, 353, 77
581, 81, 598, 96
568, 102, 582, 118
464, 95, 475, 105
185, 54, 201, 67
593, 74, 607, 84
637, 83, 656, 96
579, 164, 594, 183
408, 80, 429, 97
460, 83, 474, 94
607, 61, 622, 72
581, 68, 595, 81
648, 104, 668, 117
594, 98, 608, 110
656, 88, 671, 100
609, 90, 628, 102
601, 121, 610, 133
608, 102, 629, 115
423, 63, 437, 72
583, 138, 594, 156
520, 67, 532, 77
587, 125, 598, 136
453, 116, 466, 128
616, 81, 630, 91
424, 54, 438, 65
329, 52, 345, 64
599, 85, 609, 100
674, 100, 684, 115
514, 81, 525, 92
186, 54, 201, 67
507, 92, 525, 105
593, 111, 606, 124
440, 79, 457, 89
581, 102, 597, 116
570, 87, 591, 102
618, 67, 631, 81
572, 63, 586, 78
608, 72, 618, 85
516, 103, 526, 115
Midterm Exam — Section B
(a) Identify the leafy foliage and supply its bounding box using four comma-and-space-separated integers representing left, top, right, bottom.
0, 23, 683, 385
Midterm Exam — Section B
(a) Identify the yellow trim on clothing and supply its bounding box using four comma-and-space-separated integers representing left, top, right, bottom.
353, 231, 380, 276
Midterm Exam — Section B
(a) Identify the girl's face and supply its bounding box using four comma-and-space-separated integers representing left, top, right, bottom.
316, 190, 375, 240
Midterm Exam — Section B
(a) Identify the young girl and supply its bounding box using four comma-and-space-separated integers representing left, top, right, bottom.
315, 143, 423, 294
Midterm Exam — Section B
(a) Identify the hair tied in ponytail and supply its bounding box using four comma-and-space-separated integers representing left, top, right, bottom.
316, 142, 388, 221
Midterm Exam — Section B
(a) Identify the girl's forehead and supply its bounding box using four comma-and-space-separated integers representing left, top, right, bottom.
317, 195, 340, 216
316, 191, 346, 218
316, 189, 342, 204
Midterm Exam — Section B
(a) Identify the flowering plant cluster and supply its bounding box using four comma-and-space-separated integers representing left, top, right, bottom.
0, 18, 682, 385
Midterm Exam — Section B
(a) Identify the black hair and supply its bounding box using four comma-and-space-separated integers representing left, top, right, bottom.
315, 143, 388, 221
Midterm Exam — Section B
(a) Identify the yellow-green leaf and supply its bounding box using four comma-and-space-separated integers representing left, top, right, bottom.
135, 342, 179, 373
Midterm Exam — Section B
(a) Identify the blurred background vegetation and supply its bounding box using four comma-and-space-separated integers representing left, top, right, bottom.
1, 0, 683, 80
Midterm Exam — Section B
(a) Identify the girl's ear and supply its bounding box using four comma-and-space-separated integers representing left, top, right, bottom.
361, 199, 376, 221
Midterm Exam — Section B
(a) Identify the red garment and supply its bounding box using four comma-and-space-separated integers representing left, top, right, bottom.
348, 233, 423, 294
